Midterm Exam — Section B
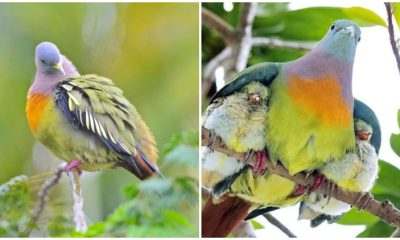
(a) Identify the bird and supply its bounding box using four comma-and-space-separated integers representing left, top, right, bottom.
244, 99, 380, 222
202, 80, 270, 191
298, 99, 380, 227
202, 19, 362, 237
26, 42, 160, 180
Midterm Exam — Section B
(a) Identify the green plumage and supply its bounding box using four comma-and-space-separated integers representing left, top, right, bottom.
36, 75, 158, 177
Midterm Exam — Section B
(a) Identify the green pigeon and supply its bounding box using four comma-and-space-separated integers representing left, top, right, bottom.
202, 19, 362, 237
298, 99, 380, 227
26, 42, 160, 180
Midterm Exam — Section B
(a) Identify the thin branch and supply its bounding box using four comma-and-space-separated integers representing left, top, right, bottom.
391, 228, 400, 237
66, 170, 87, 233
232, 221, 257, 238
23, 163, 66, 237
202, 127, 400, 228
202, 7, 234, 44
263, 213, 296, 238
231, 3, 258, 73
202, 47, 232, 99
385, 2, 400, 74
252, 37, 315, 51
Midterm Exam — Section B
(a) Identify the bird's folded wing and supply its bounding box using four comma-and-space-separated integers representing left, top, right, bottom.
54, 74, 158, 175
210, 62, 280, 103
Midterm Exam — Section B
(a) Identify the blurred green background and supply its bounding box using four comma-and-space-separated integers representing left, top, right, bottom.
0, 2, 199, 237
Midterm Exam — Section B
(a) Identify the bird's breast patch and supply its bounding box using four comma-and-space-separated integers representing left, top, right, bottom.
288, 75, 352, 126
26, 93, 50, 133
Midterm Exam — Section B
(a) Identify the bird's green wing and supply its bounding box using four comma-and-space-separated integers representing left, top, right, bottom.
354, 98, 381, 153
210, 62, 280, 103
54, 74, 160, 177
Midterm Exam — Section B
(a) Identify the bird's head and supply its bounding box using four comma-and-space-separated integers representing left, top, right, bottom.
317, 19, 361, 61
35, 42, 65, 75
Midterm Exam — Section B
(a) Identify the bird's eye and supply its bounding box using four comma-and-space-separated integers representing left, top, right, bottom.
358, 36, 361, 42
330, 25, 335, 30
40, 59, 46, 64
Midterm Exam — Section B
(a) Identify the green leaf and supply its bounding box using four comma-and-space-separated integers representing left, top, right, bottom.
162, 210, 190, 227
372, 161, 400, 200
254, 7, 385, 41
251, 219, 265, 230
164, 144, 198, 166
392, 3, 400, 31
390, 133, 400, 157
337, 208, 378, 226
357, 220, 395, 237
138, 178, 173, 195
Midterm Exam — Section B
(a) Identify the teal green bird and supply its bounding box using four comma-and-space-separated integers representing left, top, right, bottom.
26, 42, 160, 180
299, 99, 380, 227
203, 20, 362, 237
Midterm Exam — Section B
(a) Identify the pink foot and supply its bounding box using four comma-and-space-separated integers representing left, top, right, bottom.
66, 160, 82, 175
292, 184, 307, 197
252, 151, 268, 175
310, 174, 325, 192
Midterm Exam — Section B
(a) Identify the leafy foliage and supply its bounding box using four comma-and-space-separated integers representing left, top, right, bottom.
390, 110, 400, 157
0, 176, 30, 237
0, 130, 199, 237
203, 3, 385, 76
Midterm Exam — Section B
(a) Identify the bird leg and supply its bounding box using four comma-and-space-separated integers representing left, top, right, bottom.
310, 173, 325, 192
291, 184, 307, 197
252, 150, 268, 175
355, 192, 374, 210
356, 130, 371, 141
66, 160, 82, 175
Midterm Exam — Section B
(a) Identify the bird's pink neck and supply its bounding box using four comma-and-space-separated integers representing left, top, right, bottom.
29, 55, 79, 96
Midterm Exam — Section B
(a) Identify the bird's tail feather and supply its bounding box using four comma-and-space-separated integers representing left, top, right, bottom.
202, 195, 251, 237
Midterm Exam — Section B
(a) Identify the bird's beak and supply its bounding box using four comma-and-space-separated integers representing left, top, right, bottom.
343, 26, 355, 37
52, 63, 65, 75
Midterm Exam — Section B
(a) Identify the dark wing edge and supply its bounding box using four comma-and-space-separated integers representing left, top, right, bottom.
54, 79, 160, 179
210, 62, 280, 103
353, 98, 382, 154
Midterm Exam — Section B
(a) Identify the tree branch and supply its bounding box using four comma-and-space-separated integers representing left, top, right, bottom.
202, 7, 234, 44
23, 163, 66, 237
232, 221, 257, 238
202, 47, 232, 98
263, 213, 296, 238
252, 37, 314, 51
385, 2, 400, 74
66, 170, 87, 233
231, 3, 258, 73
202, 127, 400, 228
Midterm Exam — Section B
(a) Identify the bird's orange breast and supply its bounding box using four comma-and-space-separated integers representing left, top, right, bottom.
288, 75, 352, 126
26, 93, 50, 134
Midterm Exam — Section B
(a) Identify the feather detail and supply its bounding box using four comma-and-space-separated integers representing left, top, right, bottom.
54, 74, 159, 179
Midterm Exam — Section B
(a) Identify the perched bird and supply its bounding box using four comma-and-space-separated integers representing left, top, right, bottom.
202, 81, 270, 191
202, 20, 362, 237
26, 42, 160, 180
298, 99, 380, 227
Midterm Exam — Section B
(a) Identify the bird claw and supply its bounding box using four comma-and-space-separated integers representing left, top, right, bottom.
325, 181, 337, 205
252, 150, 268, 176
310, 173, 325, 192
66, 160, 82, 175
355, 192, 373, 210
292, 184, 308, 197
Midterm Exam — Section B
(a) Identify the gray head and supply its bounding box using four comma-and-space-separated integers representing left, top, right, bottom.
35, 42, 65, 75
316, 19, 361, 61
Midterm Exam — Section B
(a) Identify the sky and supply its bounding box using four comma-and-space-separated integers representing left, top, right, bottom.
227, 1, 400, 238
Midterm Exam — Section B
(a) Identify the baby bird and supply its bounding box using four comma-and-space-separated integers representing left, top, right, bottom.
299, 115, 380, 227
202, 81, 270, 192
